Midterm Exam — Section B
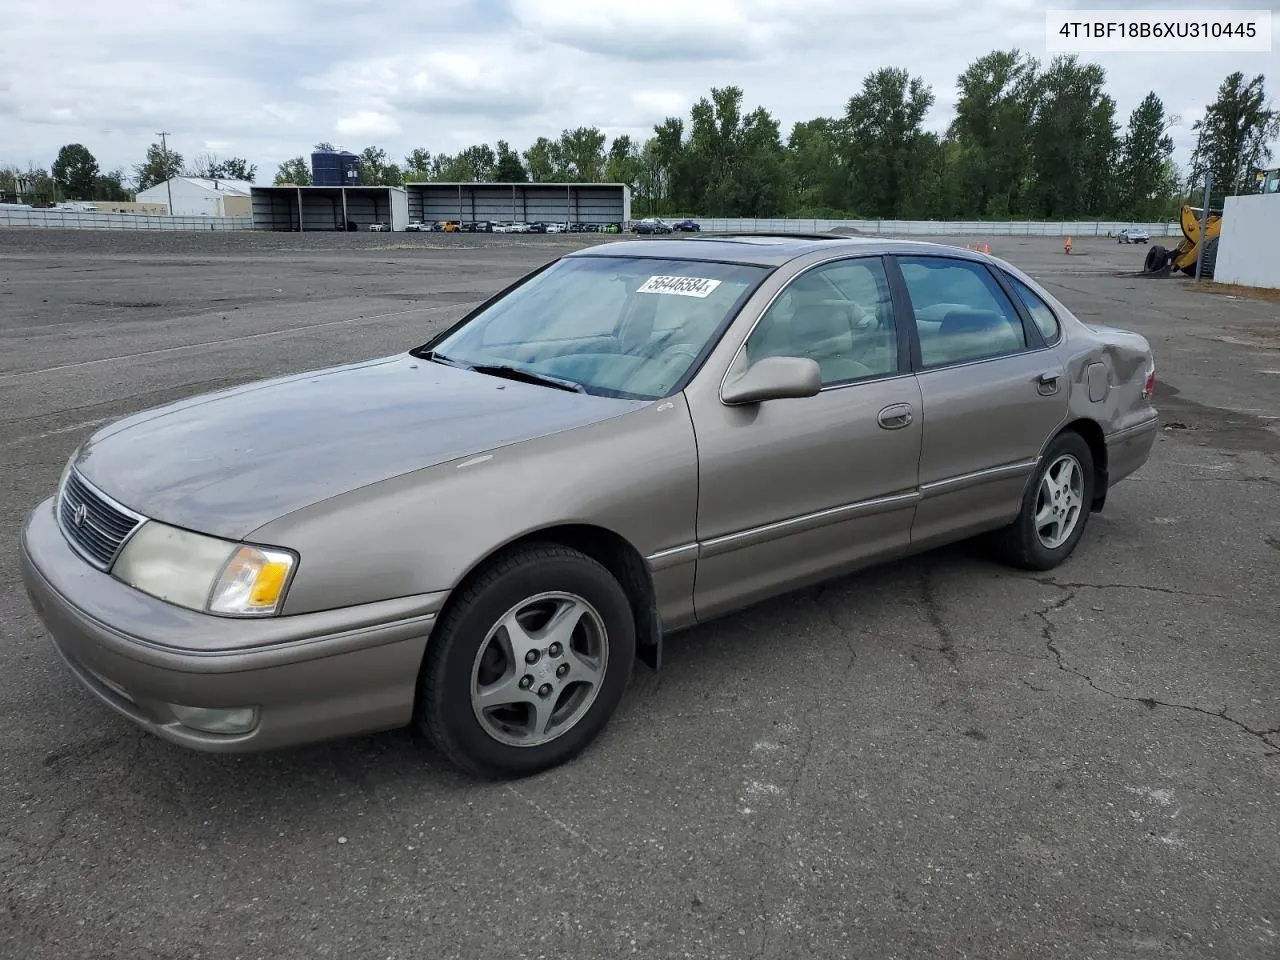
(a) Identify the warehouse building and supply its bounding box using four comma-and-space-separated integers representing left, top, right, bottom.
249, 185, 409, 232
135, 177, 253, 217
406, 182, 629, 227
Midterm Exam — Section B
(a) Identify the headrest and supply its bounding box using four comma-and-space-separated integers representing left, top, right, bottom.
790, 301, 853, 353
939, 309, 1007, 337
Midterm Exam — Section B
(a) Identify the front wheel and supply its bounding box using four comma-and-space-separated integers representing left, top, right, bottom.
416, 543, 636, 778
994, 431, 1095, 571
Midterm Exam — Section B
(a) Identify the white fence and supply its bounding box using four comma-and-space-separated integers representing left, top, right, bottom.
0, 209, 253, 231
669, 217, 1181, 238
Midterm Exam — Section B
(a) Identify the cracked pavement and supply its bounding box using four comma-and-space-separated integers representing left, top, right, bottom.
1, 231, 1278, 959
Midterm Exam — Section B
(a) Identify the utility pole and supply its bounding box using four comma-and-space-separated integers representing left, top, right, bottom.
157, 130, 174, 215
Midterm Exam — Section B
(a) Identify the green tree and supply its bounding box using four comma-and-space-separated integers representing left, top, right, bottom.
558, 127, 607, 182
949, 50, 1039, 217
1117, 92, 1177, 219
186, 152, 256, 181
404, 147, 433, 181
647, 118, 687, 211
274, 157, 311, 185
522, 136, 565, 181
219, 157, 257, 181
732, 106, 789, 216
838, 67, 936, 217
51, 144, 100, 200
358, 146, 391, 183
429, 145, 497, 181
604, 135, 643, 192
494, 140, 527, 181
93, 169, 132, 202
786, 118, 845, 213
313, 141, 336, 151
1026, 55, 1119, 218
133, 141, 184, 191
1188, 71, 1279, 197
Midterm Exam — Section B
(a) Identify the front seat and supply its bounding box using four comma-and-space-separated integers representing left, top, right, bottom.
788, 301, 874, 383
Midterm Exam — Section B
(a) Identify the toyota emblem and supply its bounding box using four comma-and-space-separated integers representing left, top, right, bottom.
72, 503, 88, 527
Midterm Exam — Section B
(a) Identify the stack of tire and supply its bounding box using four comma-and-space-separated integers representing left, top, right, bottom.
1143, 237, 1219, 278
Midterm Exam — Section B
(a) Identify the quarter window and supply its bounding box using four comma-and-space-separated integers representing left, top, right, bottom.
898, 257, 1029, 367
743, 257, 899, 386
1008, 274, 1061, 344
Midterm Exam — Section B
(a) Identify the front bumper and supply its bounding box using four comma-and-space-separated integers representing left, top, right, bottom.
19, 497, 441, 753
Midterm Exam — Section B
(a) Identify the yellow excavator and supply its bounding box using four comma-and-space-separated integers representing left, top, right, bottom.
1142, 166, 1279, 278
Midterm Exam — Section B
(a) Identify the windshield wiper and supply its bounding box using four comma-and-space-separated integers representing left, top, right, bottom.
469, 363, 586, 393
419, 349, 474, 370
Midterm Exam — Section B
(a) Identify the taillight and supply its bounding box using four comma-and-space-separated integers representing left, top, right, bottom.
1141, 361, 1155, 400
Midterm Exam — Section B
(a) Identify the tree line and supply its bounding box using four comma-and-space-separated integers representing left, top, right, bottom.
0, 144, 257, 206
4, 51, 1275, 221
272, 56, 1275, 221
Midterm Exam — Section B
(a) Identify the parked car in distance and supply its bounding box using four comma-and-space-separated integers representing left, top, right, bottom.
20, 235, 1158, 780
405, 221, 428, 232
672, 219, 701, 232
1116, 228, 1150, 244
632, 217, 673, 235
368, 222, 390, 232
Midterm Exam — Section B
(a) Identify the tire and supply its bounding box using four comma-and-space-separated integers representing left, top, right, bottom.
994, 431, 1096, 571
1144, 245, 1167, 273
1200, 236, 1219, 278
416, 543, 636, 779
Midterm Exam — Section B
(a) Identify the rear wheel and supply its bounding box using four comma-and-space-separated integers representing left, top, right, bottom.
995, 431, 1095, 571
416, 543, 635, 778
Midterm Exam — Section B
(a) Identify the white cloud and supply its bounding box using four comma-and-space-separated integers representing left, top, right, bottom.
336, 110, 402, 139
1, 0, 1276, 184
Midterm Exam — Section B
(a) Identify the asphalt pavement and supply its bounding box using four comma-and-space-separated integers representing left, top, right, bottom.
1, 229, 1277, 960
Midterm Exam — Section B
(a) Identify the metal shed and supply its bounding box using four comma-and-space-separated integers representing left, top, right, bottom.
405, 182, 630, 227
250, 186, 409, 231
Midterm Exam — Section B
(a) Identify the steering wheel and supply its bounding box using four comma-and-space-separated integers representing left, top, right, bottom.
654, 342, 699, 375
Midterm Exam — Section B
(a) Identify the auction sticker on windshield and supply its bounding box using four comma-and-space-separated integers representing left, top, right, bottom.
637, 275, 723, 298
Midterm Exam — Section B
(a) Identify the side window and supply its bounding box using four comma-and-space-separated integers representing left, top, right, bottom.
898, 257, 1028, 367
1008, 274, 1061, 345
743, 257, 899, 386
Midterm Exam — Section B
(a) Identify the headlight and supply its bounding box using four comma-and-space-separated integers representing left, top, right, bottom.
112, 521, 297, 617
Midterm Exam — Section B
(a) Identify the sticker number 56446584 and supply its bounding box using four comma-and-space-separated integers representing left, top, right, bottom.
636, 275, 723, 298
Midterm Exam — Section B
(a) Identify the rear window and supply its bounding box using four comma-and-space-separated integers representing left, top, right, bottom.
1007, 274, 1061, 344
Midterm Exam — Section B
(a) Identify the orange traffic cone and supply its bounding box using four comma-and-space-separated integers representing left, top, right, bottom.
1064, 236, 1072, 255
983, 242, 990, 254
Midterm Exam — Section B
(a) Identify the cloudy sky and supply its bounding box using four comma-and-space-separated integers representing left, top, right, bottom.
2, 0, 1276, 182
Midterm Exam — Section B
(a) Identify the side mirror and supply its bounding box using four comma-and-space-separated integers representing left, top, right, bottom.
721, 355, 822, 406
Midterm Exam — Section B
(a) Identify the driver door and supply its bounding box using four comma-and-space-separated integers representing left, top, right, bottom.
686, 255, 924, 621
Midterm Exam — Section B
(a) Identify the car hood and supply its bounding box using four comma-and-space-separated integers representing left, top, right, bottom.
73, 353, 647, 540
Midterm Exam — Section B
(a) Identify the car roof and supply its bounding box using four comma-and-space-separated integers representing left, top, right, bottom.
565, 234, 994, 268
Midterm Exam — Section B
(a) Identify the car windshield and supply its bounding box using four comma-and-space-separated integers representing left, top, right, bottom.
420, 255, 770, 399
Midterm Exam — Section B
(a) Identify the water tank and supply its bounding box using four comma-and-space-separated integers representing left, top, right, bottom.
311, 150, 342, 186
339, 151, 362, 186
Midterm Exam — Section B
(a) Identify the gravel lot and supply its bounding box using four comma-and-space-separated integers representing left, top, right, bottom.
1, 228, 1278, 960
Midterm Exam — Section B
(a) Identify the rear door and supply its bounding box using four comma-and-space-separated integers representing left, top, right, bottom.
888, 254, 1069, 550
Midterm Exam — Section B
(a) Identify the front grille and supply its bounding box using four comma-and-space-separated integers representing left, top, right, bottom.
57, 469, 144, 570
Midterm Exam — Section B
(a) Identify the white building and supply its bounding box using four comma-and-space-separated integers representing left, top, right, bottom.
135, 177, 254, 217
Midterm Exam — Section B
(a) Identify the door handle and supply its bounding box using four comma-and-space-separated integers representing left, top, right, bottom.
877, 403, 914, 430
1036, 370, 1061, 395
